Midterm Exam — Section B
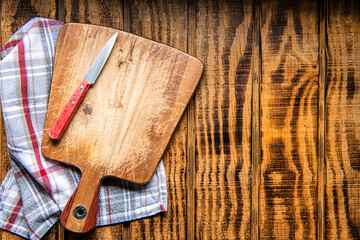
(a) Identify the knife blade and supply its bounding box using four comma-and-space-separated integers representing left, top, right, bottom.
48, 32, 118, 140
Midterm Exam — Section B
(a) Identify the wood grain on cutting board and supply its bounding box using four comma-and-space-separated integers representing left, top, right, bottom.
42, 23, 203, 184
41, 22, 203, 232
61, 0, 126, 238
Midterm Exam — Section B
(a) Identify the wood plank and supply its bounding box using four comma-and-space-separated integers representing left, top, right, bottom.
251, 0, 261, 239
62, 0, 124, 239
128, 0, 188, 239
195, 0, 253, 239
260, 0, 319, 239
318, 0, 327, 239
130, 0, 188, 52
187, 0, 196, 239
0, 1, 59, 239
62, 0, 123, 29
1, 0, 57, 45
66, 225, 123, 240
326, 0, 360, 238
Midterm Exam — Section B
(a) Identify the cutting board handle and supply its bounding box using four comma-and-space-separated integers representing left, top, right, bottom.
60, 168, 102, 233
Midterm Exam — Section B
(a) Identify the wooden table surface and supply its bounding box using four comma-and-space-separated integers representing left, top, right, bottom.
1, 0, 359, 239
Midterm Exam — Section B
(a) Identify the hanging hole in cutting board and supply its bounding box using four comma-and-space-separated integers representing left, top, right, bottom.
73, 205, 87, 219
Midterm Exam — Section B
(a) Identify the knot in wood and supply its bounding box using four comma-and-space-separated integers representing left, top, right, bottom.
82, 103, 93, 115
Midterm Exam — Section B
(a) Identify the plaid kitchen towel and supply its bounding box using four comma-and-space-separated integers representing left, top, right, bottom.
0, 17, 167, 239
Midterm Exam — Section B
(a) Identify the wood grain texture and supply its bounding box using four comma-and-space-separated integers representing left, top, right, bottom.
128, 0, 189, 239
0, 116, 9, 184
260, 0, 319, 239
61, 0, 124, 238
0, 0, 59, 239
187, 0, 197, 239
326, 0, 360, 238
195, 0, 253, 239
65, 226, 122, 240
318, 0, 327, 238
63, 0, 122, 29
251, 0, 261, 239
1, 0, 56, 45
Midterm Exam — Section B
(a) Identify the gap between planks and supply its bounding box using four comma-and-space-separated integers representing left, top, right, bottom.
318, 0, 327, 239
57, 0, 65, 24
251, 0, 261, 239
186, 0, 196, 239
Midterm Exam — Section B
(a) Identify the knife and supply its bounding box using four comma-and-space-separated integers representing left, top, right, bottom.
49, 32, 118, 140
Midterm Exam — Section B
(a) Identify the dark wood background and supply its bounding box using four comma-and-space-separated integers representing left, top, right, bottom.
0, 0, 359, 239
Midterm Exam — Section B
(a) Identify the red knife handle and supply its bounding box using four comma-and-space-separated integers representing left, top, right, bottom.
49, 80, 91, 140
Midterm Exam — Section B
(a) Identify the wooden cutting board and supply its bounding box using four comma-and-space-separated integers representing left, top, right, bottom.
41, 23, 203, 233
